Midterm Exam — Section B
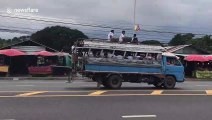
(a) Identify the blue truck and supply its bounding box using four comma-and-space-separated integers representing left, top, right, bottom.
73, 40, 185, 89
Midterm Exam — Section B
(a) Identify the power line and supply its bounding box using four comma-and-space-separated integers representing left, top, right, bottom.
0, 14, 211, 36
0, 28, 32, 34
0, 14, 129, 30
0, 25, 38, 31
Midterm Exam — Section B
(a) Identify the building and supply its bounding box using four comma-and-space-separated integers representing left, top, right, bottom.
165, 44, 210, 57
0, 40, 58, 76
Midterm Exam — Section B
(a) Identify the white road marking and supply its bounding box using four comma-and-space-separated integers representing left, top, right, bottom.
1, 119, 15, 120
15, 85, 35, 87
196, 85, 212, 87
122, 115, 156, 118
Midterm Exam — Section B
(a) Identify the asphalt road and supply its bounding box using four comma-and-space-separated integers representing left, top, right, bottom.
0, 80, 212, 120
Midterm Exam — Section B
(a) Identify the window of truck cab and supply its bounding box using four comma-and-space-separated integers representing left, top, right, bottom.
166, 57, 181, 66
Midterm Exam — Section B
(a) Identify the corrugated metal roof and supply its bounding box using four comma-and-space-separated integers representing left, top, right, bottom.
82, 40, 164, 53
166, 45, 190, 53
11, 46, 45, 54
0, 40, 58, 52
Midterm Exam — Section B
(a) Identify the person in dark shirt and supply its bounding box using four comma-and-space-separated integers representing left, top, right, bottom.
131, 34, 138, 44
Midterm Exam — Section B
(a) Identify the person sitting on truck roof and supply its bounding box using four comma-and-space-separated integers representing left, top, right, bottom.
131, 34, 138, 44
107, 30, 114, 42
119, 30, 125, 43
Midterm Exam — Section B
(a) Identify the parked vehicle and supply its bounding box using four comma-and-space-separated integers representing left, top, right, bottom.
72, 39, 185, 89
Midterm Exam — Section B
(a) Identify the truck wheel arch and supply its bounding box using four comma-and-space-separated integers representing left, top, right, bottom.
106, 73, 122, 79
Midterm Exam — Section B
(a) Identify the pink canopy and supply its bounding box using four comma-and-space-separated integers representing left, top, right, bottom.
32, 51, 55, 56
184, 55, 208, 62
0, 49, 26, 56
205, 55, 212, 61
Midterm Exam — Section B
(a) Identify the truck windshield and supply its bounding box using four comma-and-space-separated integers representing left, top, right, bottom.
166, 57, 181, 66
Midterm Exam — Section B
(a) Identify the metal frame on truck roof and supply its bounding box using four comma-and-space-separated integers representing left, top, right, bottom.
76, 39, 164, 53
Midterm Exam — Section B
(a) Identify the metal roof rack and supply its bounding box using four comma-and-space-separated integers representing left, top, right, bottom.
81, 39, 165, 53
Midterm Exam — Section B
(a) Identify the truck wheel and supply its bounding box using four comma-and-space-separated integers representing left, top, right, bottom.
164, 76, 176, 89
153, 83, 163, 89
107, 75, 122, 89
102, 80, 109, 88
92, 76, 98, 81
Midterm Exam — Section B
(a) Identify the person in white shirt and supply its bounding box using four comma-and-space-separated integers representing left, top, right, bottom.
107, 30, 114, 41
119, 30, 125, 43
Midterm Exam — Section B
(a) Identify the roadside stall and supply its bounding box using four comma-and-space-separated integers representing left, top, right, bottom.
0, 49, 26, 76
0, 55, 8, 76
52, 52, 72, 76
28, 51, 72, 76
28, 51, 56, 76
184, 55, 212, 78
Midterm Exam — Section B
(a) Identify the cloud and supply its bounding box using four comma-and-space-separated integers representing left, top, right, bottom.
0, 0, 212, 40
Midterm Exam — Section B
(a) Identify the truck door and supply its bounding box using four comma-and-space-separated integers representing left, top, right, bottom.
164, 57, 184, 82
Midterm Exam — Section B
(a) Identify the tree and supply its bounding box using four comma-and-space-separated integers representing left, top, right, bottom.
31, 26, 88, 52
170, 33, 212, 53
11, 37, 22, 44
141, 40, 162, 46
169, 33, 194, 46
0, 37, 10, 48
190, 35, 212, 53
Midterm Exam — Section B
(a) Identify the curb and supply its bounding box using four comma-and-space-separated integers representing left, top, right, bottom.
185, 78, 212, 81
0, 77, 91, 81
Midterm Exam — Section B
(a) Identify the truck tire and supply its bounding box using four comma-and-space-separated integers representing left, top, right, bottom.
153, 83, 163, 89
107, 75, 122, 89
102, 80, 109, 88
164, 76, 176, 89
92, 75, 99, 81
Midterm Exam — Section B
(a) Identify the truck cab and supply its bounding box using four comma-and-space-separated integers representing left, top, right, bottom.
157, 53, 185, 89
164, 56, 184, 81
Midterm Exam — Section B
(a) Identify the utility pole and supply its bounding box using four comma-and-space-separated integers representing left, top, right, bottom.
133, 0, 137, 30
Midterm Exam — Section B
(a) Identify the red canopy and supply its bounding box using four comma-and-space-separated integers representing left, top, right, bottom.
184, 55, 208, 62
32, 51, 55, 56
0, 49, 26, 56
205, 55, 212, 61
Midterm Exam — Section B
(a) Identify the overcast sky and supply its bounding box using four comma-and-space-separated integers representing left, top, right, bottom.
0, 0, 212, 42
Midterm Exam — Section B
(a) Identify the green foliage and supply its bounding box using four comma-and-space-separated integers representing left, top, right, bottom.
169, 33, 194, 46
141, 40, 162, 46
169, 33, 212, 53
189, 35, 212, 53
0, 37, 23, 48
31, 26, 88, 52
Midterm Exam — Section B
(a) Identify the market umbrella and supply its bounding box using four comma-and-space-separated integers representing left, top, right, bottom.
32, 51, 55, 56
184, 55, 208, 62
205, 55, 212, 61
0, 49, 26, 56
